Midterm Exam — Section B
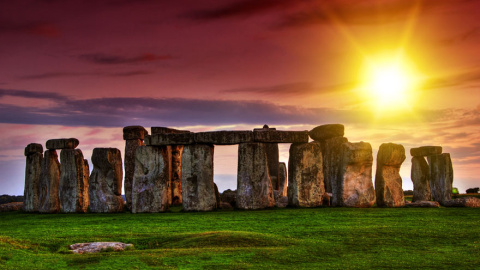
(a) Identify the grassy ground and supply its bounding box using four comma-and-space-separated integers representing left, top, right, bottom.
0, 207, 479, 269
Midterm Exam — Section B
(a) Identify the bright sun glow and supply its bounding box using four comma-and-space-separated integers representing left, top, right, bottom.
360, 53, 421, 113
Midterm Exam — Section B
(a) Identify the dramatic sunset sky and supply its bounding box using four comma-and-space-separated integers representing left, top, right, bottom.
1, 0, 479, 195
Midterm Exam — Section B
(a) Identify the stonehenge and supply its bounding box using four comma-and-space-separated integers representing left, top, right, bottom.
375, 143, 406, 207
23, 124, 459, 214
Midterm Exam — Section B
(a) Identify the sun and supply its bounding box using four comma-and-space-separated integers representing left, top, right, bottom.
360, 53, 421, 113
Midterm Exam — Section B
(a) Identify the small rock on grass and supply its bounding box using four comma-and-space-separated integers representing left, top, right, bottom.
69, 242, 133, 254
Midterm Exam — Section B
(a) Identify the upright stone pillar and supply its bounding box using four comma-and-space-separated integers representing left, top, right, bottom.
24, 143, 43, 212
411, 156, 431, 202
132, 146, 171, 213
278, 162, 287, 196
89, 148, 124, 213
59, 149, 89, 213
335, 142, 375, 207
151, 127, 190, 205
181, 144, 217, 211
375, 143, 406, 207
254, 125, 279, 191
308, 124, 347, 194
38, 150, 61, 213
428, 153, 453, 205
287, 142, 324, 207
237, 142, 275, 209
123, 126, 148, 210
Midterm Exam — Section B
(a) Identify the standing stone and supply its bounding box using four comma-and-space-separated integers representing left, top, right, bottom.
320, 137, 348, 194
287, 142, 324, 207
335, 142, 375, 207
181, 144, 217, 211
411, 156, 431, 202
24, 143, 43, 212
278, 162, 287, 196
428, 153, 453, 205
123, 126, 148, 210
59, 149, 89, 213
237, 143, 275, 209
38, 150, 61, 213
89, 148, 124, 213
266, 143, 280, 191
151, 127, 190, 205
132, 146, 171, 213
375, 143, 406, 207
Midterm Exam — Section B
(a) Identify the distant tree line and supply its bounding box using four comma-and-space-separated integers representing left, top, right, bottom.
466, 187, 479, 194
0, 195, 24, 205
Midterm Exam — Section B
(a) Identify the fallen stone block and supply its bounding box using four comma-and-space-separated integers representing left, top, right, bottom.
221, 189, 236, 207
70, 242, 133, 254
253, 130, 309, 143
288, 142, 324, 207
335, 142, 375, 207
375, 143, 406, 207
308, 124, 344, 141
194, 131, 253, 145
145, 133, 195, 146
411, 156, 431, 202
89, 148, 124, 213
38, 150, 61, 213
237, 143, 275, 209
404, 201, 440, 208
410, 146, 442, 157
59, 149, 89, 213
0, 202, 24, 212
46, 138, 79, 150
123, 126, 148, 140
443, 197, 480, 208
181, 144, 217, 211
132, 146, 171, 213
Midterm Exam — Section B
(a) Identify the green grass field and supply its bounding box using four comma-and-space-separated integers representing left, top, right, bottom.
1, 207, 479, 269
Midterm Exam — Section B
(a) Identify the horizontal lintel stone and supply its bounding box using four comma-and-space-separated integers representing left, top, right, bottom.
46, 138, 79, 150
151, 127, 190, 135
24, 143, 43, 156
123, 126, 148, 140
253, 130, 309, 143
145, 133, 195, 146
410, 146, 442, 157
195, 131, 253, 145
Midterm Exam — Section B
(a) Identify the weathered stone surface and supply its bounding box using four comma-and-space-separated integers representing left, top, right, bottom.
321, 136, 348, 194
275, 196, 288, 208
59, 149, 89, 213
428, 153, 453, 205
323, 193, 332, 206
132, 146, 171, 213
89, 148, 124, 213
145, 133, 195, 146
214, 183, 221, 208
335, 142, 375, 207
170, 145, 183, 205
410, 146, 442, 157
308, 124, 344, 141
443, 197, 480, 208
411, 156, 431, 202
253, 130, 309, 143
38, 150, 61, 213
278, 162, 287, 196
124, 139, 145, 210
405, 201, 440, 208
181, 144, 217, 211
0, 202, 24, 212
24, 151, 43, 212
375, 143, 406, 207
287, 142, 324, 207
123, 126, 148, 140
237, 143, 275, 210
46, 138, 79, 150
220, 202, 234, 209
221, 189, 236, 207
194, 131, 253, 145
151, 127, 190, 135
24, 143, 43, 156
265, 143, 280, 191
70, 242, 133, 254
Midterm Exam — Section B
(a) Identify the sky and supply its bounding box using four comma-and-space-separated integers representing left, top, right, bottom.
1, 0, 479, 195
